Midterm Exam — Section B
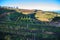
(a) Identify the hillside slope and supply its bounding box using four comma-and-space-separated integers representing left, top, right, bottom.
0, 6, 60, 40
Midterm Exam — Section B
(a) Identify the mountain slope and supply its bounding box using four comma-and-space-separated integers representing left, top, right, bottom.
0, 6, 60, 40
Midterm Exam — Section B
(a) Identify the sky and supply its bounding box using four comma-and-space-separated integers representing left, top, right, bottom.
0, 0, 60, 11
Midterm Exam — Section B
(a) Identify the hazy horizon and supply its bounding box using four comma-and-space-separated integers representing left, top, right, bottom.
0, 0, 60, 11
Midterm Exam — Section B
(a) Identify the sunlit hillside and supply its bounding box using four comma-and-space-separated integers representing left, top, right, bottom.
16, 8, 60, 22
35, 11, 57, 22
16, 9, 35, 14
0, 6, 60, 22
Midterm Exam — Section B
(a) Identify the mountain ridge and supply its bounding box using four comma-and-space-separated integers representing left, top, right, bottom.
0, 6, 60, 22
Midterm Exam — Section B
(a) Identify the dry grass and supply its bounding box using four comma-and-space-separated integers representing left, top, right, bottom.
35, 12, 57, 22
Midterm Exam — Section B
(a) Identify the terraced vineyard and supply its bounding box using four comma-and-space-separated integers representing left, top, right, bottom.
0, 7, 60, 40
